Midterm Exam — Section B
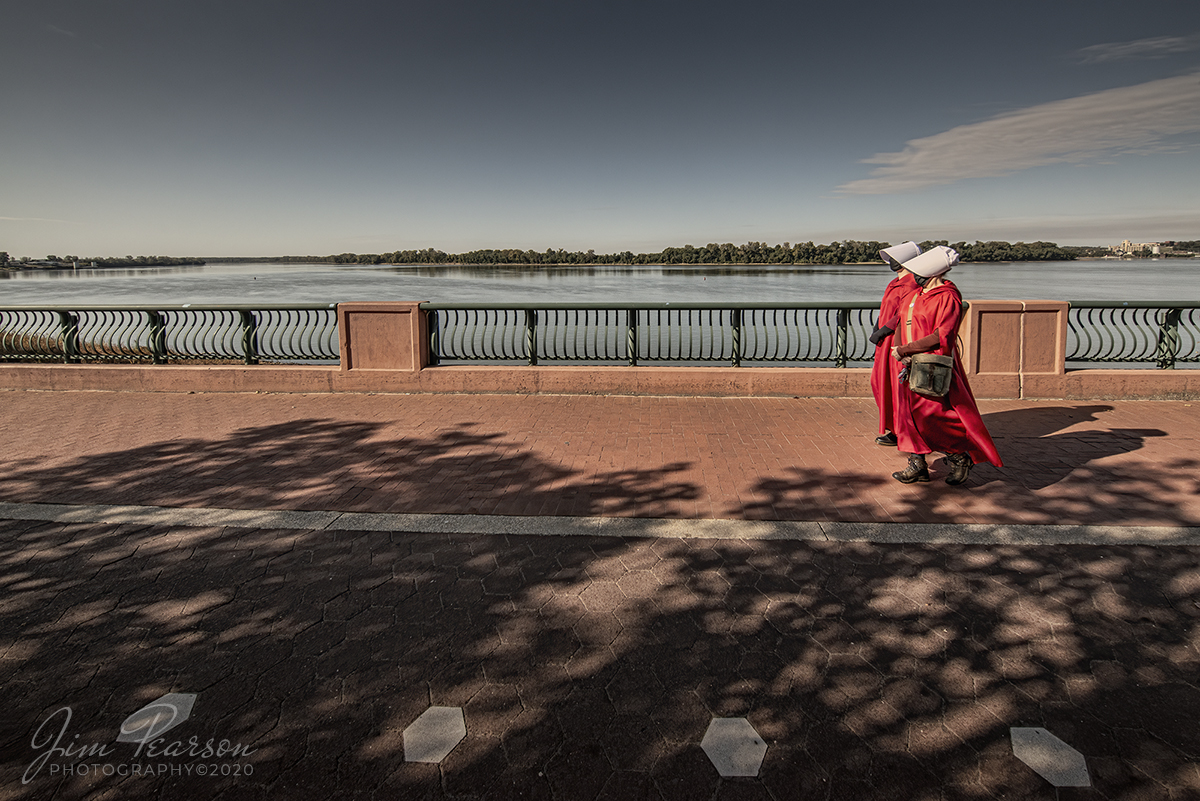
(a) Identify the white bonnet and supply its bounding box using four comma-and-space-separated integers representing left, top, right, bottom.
903, 245, 959, 277
879, 241, 923, 270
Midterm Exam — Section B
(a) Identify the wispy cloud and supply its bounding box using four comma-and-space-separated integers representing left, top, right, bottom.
0, 216, 70, 223
837, 72, 1200, 195
1075, 33, 1200, 64
45, 24, 78, 38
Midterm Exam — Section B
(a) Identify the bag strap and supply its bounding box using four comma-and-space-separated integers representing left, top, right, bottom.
901, 293, 916, 347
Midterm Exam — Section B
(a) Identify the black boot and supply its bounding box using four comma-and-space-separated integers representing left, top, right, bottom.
945, 452, 972, 486
875, 432, 898, 446
892, 454, 929, 484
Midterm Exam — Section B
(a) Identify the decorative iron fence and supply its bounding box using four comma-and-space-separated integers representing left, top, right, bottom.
421, 303, 880, 367
1067, 302, 1200, 369
0, 305, 340, 364
3, 301, 1197, 369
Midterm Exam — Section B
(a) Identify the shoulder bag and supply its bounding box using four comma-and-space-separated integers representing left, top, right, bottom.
902, 294, 956, 398
908, 353, 954, 397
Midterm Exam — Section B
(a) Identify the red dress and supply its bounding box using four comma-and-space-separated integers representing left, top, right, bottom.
870, 273, 917, 436
893, 281, 1003, 467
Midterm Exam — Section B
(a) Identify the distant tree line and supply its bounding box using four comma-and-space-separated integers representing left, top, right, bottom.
306, 239, 1080, 266
81, 255, 206, 267
2, 254, 205, 269
329, 241, 898, 266
20, 238, 1191, 269
929, 240, 1078, 262
1158, 240, 1200, 257
1062, 245, 1113, 258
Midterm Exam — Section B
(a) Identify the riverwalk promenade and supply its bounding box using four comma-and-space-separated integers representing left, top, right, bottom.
2, 388, 1199, 799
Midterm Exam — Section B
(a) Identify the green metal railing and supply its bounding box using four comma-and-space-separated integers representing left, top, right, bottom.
1067, 302, 1200, 369
421, 303, 879, 367
0, 305, 340, 364
3, 300, 1196, 369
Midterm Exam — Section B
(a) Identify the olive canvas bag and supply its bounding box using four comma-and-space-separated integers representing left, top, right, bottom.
908, 353, 954, 398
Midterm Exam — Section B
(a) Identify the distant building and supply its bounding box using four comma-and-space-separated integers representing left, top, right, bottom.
1115, 239, 1161, 255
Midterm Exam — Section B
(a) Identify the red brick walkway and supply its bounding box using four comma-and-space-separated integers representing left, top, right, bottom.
3, 389, 1200, 800
0, 390, 1197, 527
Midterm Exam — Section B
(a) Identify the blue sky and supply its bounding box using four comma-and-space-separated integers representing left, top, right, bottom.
2, 0, 1198, 257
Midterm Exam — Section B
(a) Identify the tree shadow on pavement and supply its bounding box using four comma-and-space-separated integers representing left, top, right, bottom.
2, 408, 1198, 798
0, 418, 700, 520
742, 402, 1196, 527
4, 411, 1194, 528
2, 517, 1198, 800
741, 444, 1197, 527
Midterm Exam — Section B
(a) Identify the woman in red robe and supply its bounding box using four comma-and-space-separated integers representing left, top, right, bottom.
889, 246, 1003, 485
870, 242, 921, 446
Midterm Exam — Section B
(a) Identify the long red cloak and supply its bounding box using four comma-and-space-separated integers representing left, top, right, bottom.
893, 281, 1003, 467
870, 273, 917, 436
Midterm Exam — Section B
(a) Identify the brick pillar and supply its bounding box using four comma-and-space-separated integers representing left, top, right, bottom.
959, 300, 1023, 398
1019, 301, 1069, 377
959, 300, 1068, 398
337, 302, 429, 372
1014, 300, 1069, 399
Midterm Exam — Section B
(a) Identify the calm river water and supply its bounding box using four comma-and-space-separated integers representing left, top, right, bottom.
1, 259, 1197, 306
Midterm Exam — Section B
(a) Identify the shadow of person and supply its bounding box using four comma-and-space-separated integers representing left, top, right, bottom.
980, 404, 1114, 440
969, 426, 1169, 491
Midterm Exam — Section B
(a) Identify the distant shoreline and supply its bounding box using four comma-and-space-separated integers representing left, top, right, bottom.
4, 256, 1197, 272
1, 258, 206, 272
7, 239, 1196, 271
